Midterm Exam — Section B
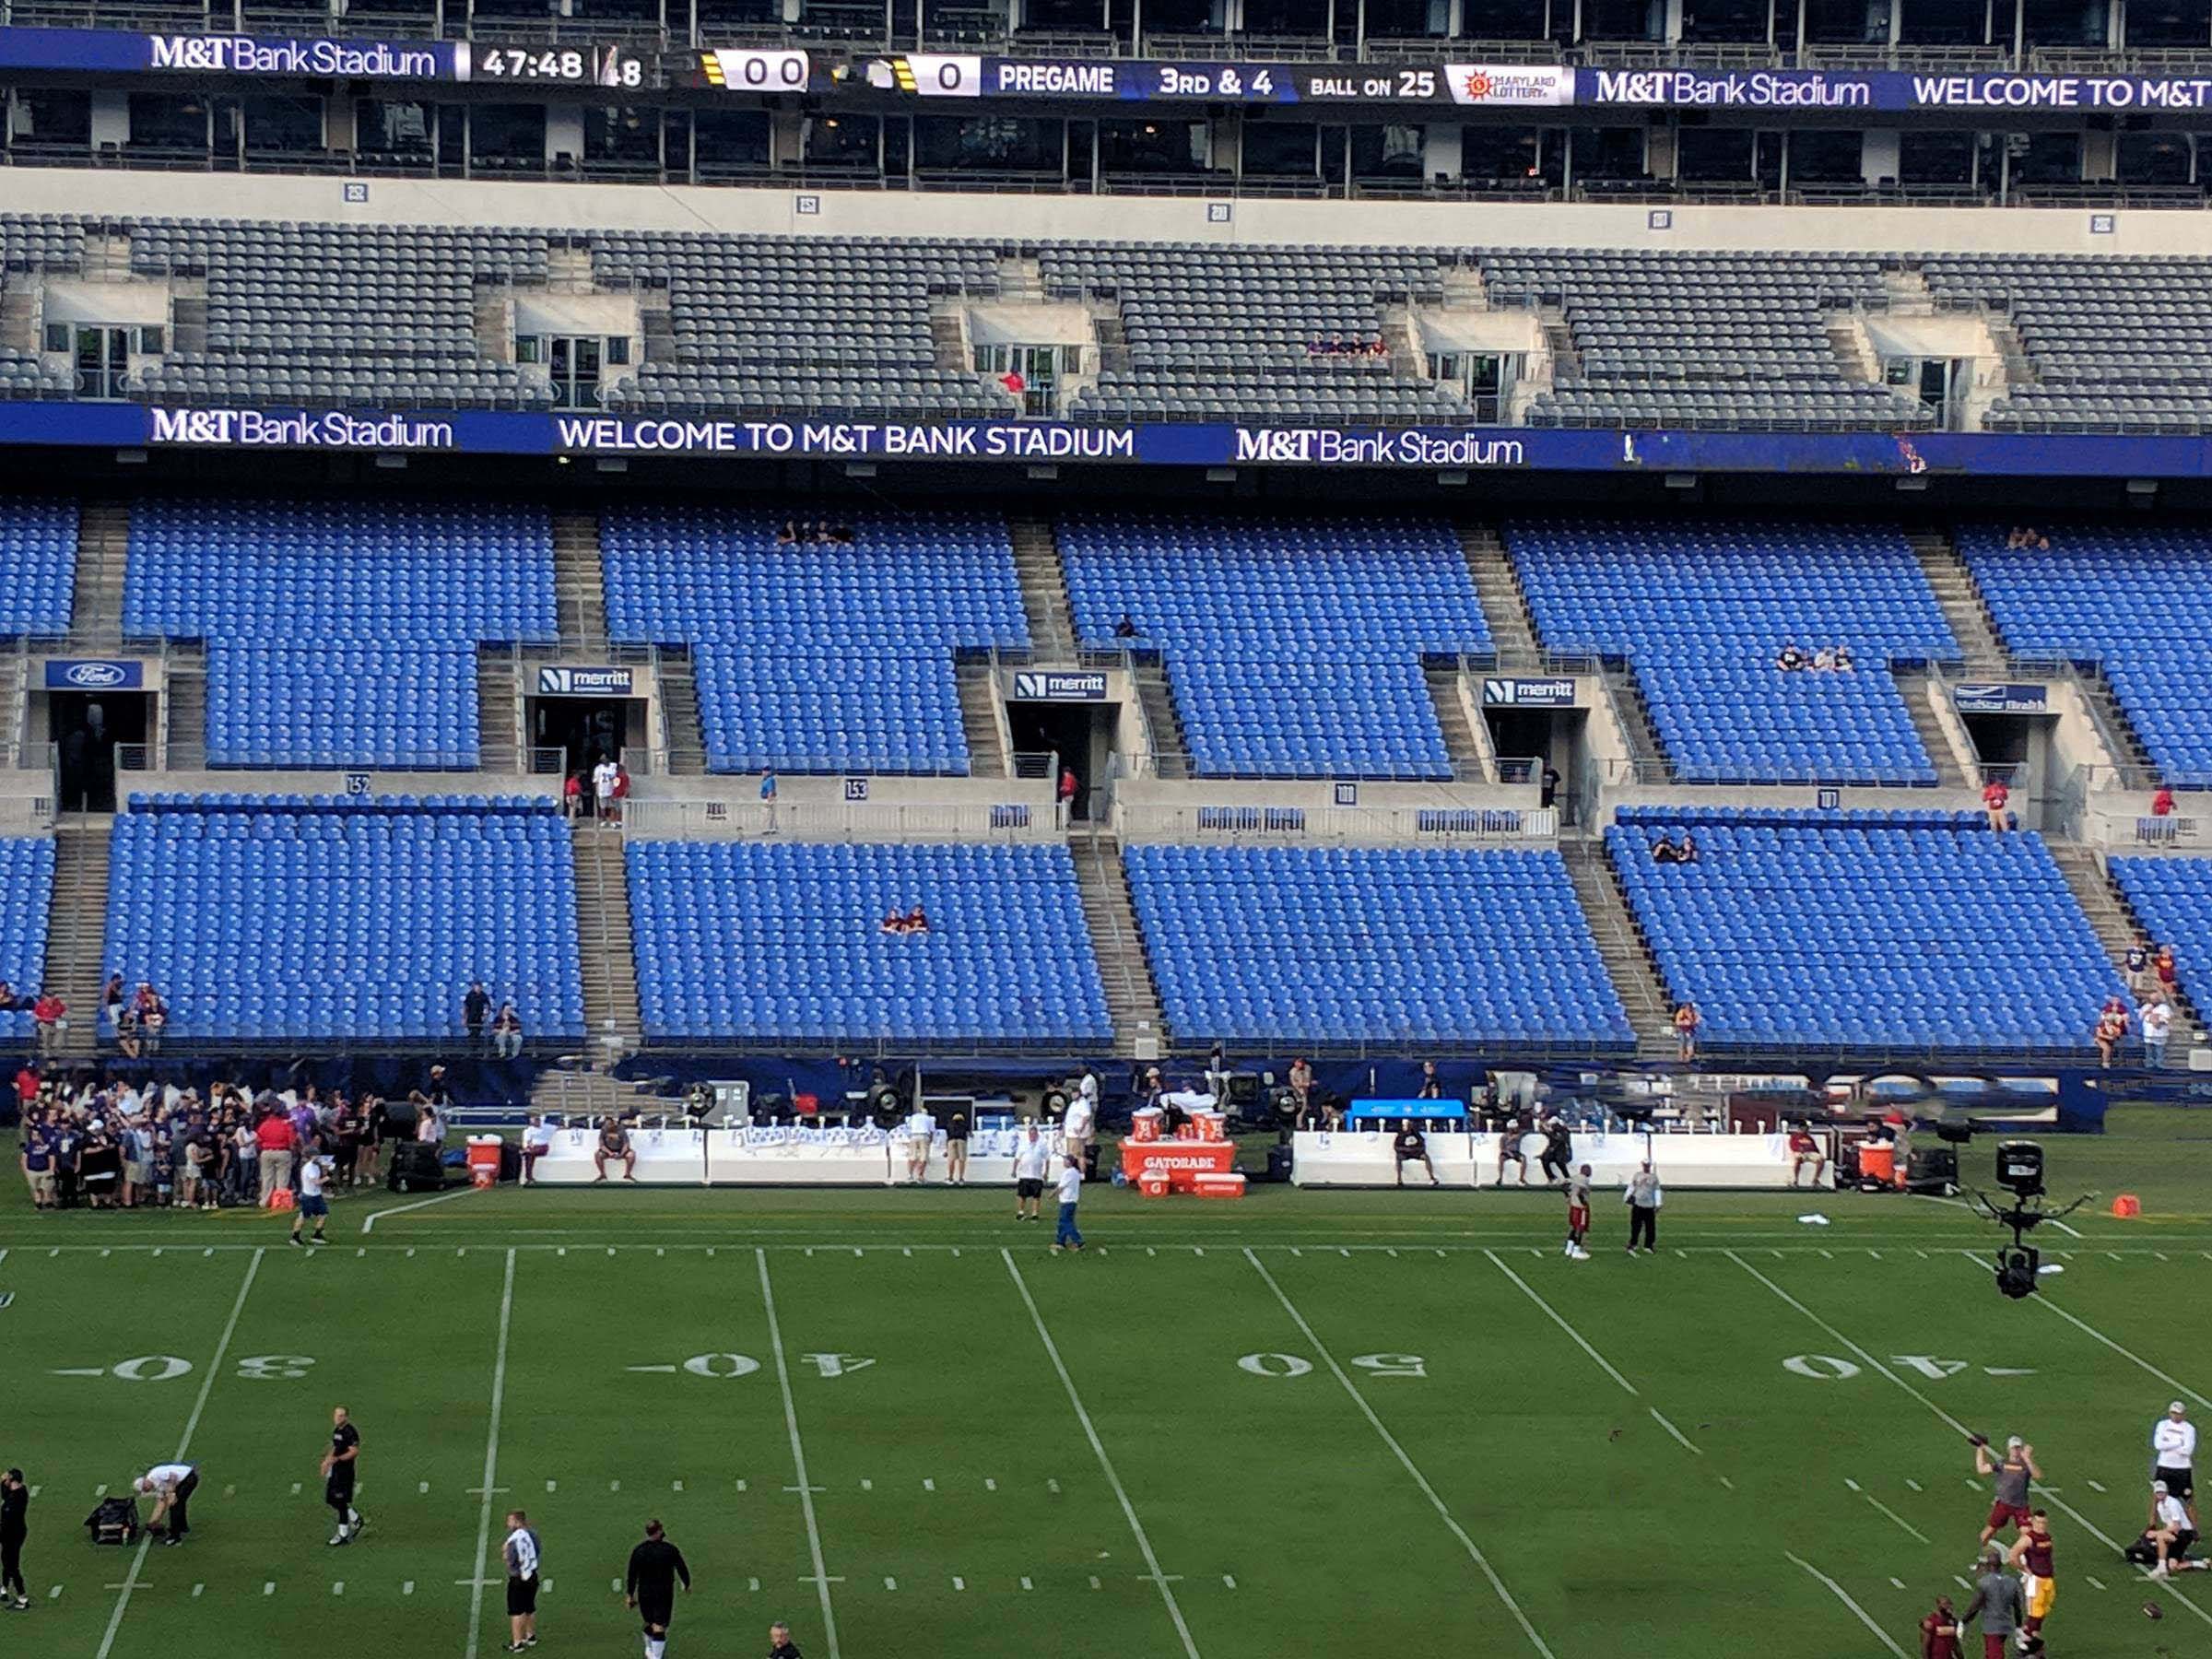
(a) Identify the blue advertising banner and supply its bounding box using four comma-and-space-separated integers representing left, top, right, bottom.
43, 658, 145, 690
0, 25, 466, 80
1951, 682, 2051, 714
13, 398, 2212, 478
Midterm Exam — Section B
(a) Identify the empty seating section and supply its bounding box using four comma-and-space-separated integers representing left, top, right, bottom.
1924, 257, 2212, 433
1484, 249, 1930, 431
125, 500, 556, 768
2108, 858, 2212, 1006
1041, 244, 1474, 423
625, 840, 1112, 1044
1125, 844, 1632, 1049
602, 508, 1028, 773
1959, 525, 2212, 784
594, 234, 1009, 418
0, 837, 54, 1040
130, 221, 551, 408
0, 498, 77, 637
105, 794, 585, 1041
1608, 807, 2119, 1052
1509, 521, 1958, 784
1060, 513, 1488, 778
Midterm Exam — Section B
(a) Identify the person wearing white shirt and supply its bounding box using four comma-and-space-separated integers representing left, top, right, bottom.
593, 759, 619, 822
1011, 1123, 1053, 1223
1051, 1155, 1086, 1253
2144, 998, 2174, 1068
289, 1151, 333, 1248
902, 1109, 936, 1184
134, 1461, 199, 1544
2148, 1480, 2204, 1576
2154, 1401, 2198, 1525
1061, 1091, 1095, 1176
519, 1115, 555, 1186
502, 1509, 543, 1650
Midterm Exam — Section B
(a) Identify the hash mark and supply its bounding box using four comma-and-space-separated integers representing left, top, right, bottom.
860, 1480, 872, 1492
2087, 1575, 2107, 1590
1889, 1578, 1906, 1589
1089, 1576, 1101, 1590
924, 1478, 935, 1492
884, 1577, 897, 1591
953, 1577, 964, 1591
403, 1582, 414, 1595
264, 1582, 276, 1596
1020, 1577, 1033, 1591
2087, 1480, 2106, 1493
985, 1478, 997, 1491
1223, 1575, 1237, 1589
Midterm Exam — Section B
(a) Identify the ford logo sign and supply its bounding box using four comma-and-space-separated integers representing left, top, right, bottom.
65, 663, 128, 688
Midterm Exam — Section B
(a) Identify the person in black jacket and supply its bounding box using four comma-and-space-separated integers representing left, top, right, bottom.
767, 1621, 804, 1658
1538, 1115, 1574, 1185
624, 1520, 691, 1659
1, 1467, 29, 1610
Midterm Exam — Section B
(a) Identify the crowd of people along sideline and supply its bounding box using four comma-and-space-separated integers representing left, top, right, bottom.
14, 1060, 454, 1218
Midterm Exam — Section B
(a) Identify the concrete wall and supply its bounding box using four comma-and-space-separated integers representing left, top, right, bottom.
11, 168, 2212, 257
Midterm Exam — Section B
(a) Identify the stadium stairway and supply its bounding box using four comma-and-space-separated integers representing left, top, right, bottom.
1561, 840, 1678, 1057
161, 648, 206, 771
571, 825, 642, 1057
2081, 672, 2161, 786
957, 658, 1009, 778
39, 817, 109, 1058
552, 510, 608, 651
654, 648, 706, 775
1894, 667, 1972, 788
1907, 529, 2006, 663
1423, 661, 1486, 775
1459, 523, 1540, 654
1009, 515, 1078, 658
2057, 844, 2206, 1050
1605, 666, 1673, 779
477, 646, 521, 773
1074, 832, 1168, 1057
0, 650, 20, 765
72, 502, 131, 648
1133, 662, 1190, 780
529, 1065, 662, 1121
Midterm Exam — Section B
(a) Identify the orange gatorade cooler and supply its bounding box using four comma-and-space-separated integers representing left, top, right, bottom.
1859, 1142, 1896, 1187
1138, 1170, 1171, 1197
466, 1135, 504, 1190
1130, 1110, 1163, 1143
1194, 1171, 1246, 1198
1193, 1112, 1226, 1143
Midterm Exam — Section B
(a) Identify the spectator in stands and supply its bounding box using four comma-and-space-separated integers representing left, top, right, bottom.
776, 519, 799, 545
612, 761, 632, 822
1776, 641, 1807, 671
903, 904, 930, 935
1673, 1001, 1700, 1061
1394, 1119, 1441, 1188
1676, 832, 1698, 864
594, 1116, 636, 1182
2143, 996, 2173, 1068
2006, 527, 2052, 551
759, 769, 779, 835
0, 981, 18, 1012
1416, 1060, 1442, 1100
1787, 1124, 1828, 1188
1114, 612, 1140, 640
1831, 643, 1855, 671
463, 981, 491, 1044
2158, 943, 2181, 1000
492, 1001, 524, 1061
132, 983, 165, 1055
1812, 644, 1836, 671
2128, 935, 2155, 996
830, 523, 855, 546
31, 990, 65, 1057
100, 971, 125, 1041
593, 756, 619, 822
1983, 776, 2011, 833
880, 907, 906, 935
1540, 760, 1559, 810
562, 771, 583, 821
2096, 1000, 2131, 1069
1058, 765, 1078, 827
1651, 833, 1681, 864
2153, 785, 2177, 818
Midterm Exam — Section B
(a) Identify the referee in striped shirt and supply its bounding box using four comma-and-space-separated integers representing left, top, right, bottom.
502, 1509, 541, 1653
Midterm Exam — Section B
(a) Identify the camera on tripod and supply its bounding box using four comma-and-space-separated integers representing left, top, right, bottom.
1994, 1140, 2045, 1200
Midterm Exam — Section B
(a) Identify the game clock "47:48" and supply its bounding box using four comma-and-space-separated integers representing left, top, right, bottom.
475, 44, 645, 87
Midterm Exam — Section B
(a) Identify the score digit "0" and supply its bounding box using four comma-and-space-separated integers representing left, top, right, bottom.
709, 49, 811, 91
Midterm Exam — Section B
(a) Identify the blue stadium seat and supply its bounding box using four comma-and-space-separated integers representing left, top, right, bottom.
2108, 856, 2212, 1006
102, 794, 584, 1041
602, 509, 1029, 774
624, 840, 1111, 1043
0, 837, 54, 1039
1059, 513, 1492, 780
1607, 807, 2120, 1052
0, 500, 76, 639
1124, 843, 1632, 1048
1510, 521, 1959, 784
1961, 526, 2212, 785
124, 500, 557, 770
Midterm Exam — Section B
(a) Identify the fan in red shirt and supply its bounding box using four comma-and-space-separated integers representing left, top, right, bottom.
1982, 778, 2010, 832
2152, 785, 2176, 818
1787, 1124, 1828, 1188
1919, 1595, 1961, 1659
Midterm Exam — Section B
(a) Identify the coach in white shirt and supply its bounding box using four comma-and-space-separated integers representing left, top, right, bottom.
1061, 1089, 1095, 1175
1011, 1123, 1052, 1222
2155, 1401, 2198, 1524
135, 1461, 199, 1544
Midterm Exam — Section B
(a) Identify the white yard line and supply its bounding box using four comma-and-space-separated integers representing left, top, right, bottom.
759, 1249, 842, 1659
1948, 1250, 2212, 1410
1732, 1249, 2212, 1633
1002, 1249, 1199, 1659
1482, 1248, 1637, 1396
463, 1249, 518, 1659
95, 1246, 264, 1659
1244, 1248, 1555, 1659
359, 1186, 480, 1233
1786, 1553, 1912, 1659
1648, 1408, 1704, 1456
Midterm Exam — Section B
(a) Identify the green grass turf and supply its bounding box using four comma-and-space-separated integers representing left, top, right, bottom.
4, 1105, 2212, 1659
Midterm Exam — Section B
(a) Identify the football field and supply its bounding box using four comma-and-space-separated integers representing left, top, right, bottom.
6, 1113, 2212, 1659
